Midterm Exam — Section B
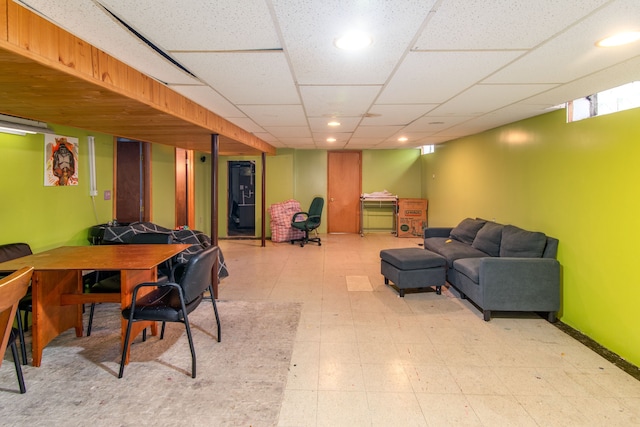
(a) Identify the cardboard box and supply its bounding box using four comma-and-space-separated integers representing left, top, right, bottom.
397, 198, 428, 237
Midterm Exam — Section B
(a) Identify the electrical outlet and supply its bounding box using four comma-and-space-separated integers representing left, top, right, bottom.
104, 190, 111, 200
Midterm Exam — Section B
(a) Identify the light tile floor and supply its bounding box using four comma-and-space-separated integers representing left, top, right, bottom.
218, 233, 640, 427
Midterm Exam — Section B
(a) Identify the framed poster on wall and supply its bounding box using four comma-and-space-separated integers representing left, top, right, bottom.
44, 134, 78, 186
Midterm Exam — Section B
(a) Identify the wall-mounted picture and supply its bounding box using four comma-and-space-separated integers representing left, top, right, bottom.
44, 134, 79, 186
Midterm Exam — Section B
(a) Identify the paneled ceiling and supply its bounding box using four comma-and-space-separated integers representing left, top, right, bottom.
13, 0, 640, 150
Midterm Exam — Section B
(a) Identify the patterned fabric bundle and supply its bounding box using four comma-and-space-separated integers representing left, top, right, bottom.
102, 222, 228, 279
269, 200, 305, 243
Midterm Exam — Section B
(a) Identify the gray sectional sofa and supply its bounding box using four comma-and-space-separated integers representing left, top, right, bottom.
424, 218, 560, 321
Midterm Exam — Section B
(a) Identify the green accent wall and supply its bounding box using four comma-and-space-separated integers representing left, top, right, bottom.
150, 144, 176, 229
363, 149, 422, 196
422, 107, 640, 368
0, 126, 114, 252
362, 149, 422, 231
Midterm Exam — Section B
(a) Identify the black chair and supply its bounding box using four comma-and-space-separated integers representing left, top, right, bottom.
87, 233, 174, 336
0, 267, 34, 394
0, 243, 33, 366
290, 197, 324, 247
118, 245, 221, 379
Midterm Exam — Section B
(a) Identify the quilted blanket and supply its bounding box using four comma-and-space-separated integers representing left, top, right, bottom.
269, 199, 305, 243
101, 222, 228, 279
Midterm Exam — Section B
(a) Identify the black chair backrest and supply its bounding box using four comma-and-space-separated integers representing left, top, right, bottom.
129, 233, 173, 244
0, 243, 32, 263
308, 197, 324, 226
178, 246, 218, 304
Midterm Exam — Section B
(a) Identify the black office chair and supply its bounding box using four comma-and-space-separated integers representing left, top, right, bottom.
118, 245, 221, 379
86, 233, 174, 336
0, 243, 34, 366
290, 197, 324, 247
0, 267, 34, 394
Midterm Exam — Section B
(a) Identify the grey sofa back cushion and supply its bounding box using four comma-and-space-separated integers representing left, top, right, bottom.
472, 221, 503, 257
449, 218, 487, 245
499, 225, 547, 258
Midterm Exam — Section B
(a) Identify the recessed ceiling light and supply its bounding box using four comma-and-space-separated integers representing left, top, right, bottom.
334, 31, 373, 50
327, 137, 337, 143
596, 31, 640, 47
328, 121, 341, 127
398, 137, 408, 142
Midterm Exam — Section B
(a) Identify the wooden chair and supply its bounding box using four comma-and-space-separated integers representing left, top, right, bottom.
0, 267, 34, 394
0, 243, 33, 365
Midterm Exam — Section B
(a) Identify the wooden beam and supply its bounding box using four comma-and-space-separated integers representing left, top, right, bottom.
0, 0, 275, 156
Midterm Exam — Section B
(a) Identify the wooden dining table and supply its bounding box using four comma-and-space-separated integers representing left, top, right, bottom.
0, 244, 191, 367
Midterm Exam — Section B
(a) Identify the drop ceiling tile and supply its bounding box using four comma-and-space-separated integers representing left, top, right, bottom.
18, 0, 199, 85
363, 104, 439, 126
424, 135, 459, 144
403, 115, 477, 133
173, 52, 299, 105
428, 84, 558, 116
308, 117, 362, 133
312, 132, 353, 144
271, 0, 437, 85
277, 138, 316, 147
414, 0, 608, 50
439, 104, 555, 138
385, 132, 435, 143
239, 105, 307, 127
524, 56, 640, 106
352, 125, 402, 139
169, 85, 246, 118
378, 51, 524, 104
263, 127, 312, 138
347, 137, 388, 146
485, 0, 640, 84
300, 86, 381, 117
101, 0, 280, 51
375, 141, 421, 150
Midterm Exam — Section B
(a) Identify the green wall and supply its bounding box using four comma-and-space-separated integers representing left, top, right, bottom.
151, 144, 176, 229
0, 126, 114, 252
422, 107, 640, 368
362, 149, 422, 230
193, 148, 422, 238
363, 149, 422, 196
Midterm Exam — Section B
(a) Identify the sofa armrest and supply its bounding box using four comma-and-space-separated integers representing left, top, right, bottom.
479, 257, 560, 311
424, 227, 453, 238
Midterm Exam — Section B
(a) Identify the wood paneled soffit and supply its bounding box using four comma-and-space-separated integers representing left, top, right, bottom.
0, 0, 274, 155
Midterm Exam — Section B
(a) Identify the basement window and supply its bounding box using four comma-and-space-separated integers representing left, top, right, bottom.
567, 81, 640, 122
421, 145, 435, 155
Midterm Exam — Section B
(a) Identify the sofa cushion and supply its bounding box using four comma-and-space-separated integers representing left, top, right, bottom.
499, 225, 547, 258
449, 218, 487, 244
424, 237, 488, 268
453, 258, 482, 283
472, 222, 503, 257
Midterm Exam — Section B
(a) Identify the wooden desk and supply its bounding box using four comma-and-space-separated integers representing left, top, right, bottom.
0, 244, 191, 366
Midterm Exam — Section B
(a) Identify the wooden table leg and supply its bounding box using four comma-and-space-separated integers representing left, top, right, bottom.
31, 270, 82, 367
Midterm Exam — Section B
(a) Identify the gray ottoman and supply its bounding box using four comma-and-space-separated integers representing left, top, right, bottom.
380, 248, 446, 297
